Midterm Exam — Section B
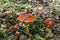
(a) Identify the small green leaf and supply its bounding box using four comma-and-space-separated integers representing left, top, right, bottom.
35, 34, 45, 40
0, 28, 4, 33
0, 6, 4, 10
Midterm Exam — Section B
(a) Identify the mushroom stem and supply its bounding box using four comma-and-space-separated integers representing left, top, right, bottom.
25, 23, 29, 34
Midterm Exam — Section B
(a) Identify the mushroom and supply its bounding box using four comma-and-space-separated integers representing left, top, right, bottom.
17, 14, 36, 33
13, 24, 19, 31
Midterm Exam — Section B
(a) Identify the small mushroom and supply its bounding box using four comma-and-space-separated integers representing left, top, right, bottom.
16, 31, 21, 37
45, 18, 55, 29
13, 24, 19, 31
17, 14, 36, 33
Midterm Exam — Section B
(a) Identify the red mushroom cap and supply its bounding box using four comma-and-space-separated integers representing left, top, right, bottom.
17, 14, 36, 23
14, 24, 19, 31
45, 20, 54, 29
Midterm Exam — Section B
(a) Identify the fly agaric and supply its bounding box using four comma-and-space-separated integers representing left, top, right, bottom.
16, 31, 20, 37
14, 24, 19, 31
17, 14, 36, 33
45, 18, 54, 29
17, 14, 36, 23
